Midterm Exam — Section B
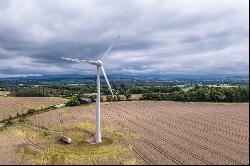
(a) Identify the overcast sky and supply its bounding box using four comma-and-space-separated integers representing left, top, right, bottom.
0, 0, 249, 77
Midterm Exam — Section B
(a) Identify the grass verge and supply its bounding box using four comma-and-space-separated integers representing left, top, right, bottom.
18, 120, 140, 165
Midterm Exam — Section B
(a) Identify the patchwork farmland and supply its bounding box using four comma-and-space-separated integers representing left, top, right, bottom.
0, 99, 248, 165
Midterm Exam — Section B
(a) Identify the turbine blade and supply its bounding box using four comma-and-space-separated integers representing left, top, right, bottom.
101, 66, 114, 97
101, 35, 120, 60
61, 57, 82, 62
61, 57, 97, 65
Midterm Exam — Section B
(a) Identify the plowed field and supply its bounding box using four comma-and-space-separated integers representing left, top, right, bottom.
0, 101, 248, 165
0, 97, 67, 120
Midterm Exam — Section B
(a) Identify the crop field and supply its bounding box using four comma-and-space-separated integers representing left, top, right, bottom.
0, 91, 10, 96
0, 101, 249, 165
0, 97, 67, 120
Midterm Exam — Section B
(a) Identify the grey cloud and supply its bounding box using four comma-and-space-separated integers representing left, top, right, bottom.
0, 0, 249, 77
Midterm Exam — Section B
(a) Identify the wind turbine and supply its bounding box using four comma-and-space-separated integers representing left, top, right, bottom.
61, 36, 119, 143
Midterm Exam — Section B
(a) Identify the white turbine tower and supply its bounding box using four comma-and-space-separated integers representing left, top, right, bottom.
61, 36, 119, 143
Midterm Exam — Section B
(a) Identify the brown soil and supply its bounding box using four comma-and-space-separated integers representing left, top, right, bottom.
0, 101, 248, 165
0, 97, 67, 120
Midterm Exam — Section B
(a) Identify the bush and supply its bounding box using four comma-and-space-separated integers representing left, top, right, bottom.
66, 98, 81, 106
116, 95, 122, 101
18, 118, 25, 123
100, 96, 104, 102
88, 95, 96, 102
106, 95, 113, 102
5, 120, 13, 127
124, 90, 132, 101
27, 109, 37, 115
8, 115, 13, 120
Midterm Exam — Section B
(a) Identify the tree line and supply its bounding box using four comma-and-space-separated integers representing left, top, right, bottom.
141, 85, 249, 102
8, 84, 249, 102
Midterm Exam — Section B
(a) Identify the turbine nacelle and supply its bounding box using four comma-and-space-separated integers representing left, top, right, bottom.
96, 60, 103, 67
87, 60, 103, 67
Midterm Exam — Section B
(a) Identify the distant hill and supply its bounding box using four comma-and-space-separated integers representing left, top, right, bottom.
0, 74, 248, 84
111, 74, 249, 81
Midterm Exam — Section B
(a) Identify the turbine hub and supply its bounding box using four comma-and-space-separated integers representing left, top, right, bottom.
96, 60, 103, 67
